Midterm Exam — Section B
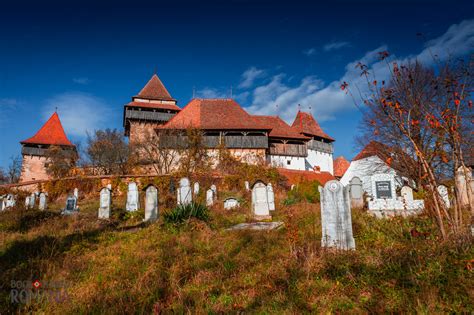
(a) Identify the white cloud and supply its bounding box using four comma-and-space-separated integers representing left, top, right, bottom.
238, 67, 266, 88
73, 77, 90, 85
42, 92, 112, 137
303, 48, 317, 56
0, 98, 18, 109
323, 41, 351, 52
195, 87, 228, 99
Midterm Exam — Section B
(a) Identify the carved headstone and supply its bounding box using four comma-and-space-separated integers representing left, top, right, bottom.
401, 186, 413, 202
178, 177, 192, 205
252, 181, 270, 219
437, 185, 450, 209
126, 182, 140, 212
62, 195, 78, 215
38, 192, 47, 211
267, 183, 275, 211
98, 187, 112, 219
144, 185, 158, 222
319, 180, 355, 250
371, 174, 396, 200
224, 198, 239, 210
349, 176, 364, 208
206, 189, 214, 207
193, 182, 200, 195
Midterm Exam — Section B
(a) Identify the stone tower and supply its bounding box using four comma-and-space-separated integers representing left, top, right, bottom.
20, 112, 76, 182
123, 73, 181, 144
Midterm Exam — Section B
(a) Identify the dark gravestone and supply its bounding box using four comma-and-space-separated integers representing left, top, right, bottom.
62, 196, 78, 215
375, 181, 392, 199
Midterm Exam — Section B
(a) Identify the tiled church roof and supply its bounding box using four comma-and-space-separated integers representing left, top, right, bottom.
333, 156, 350, 177
253, 115, 309, 140
134, 74, 175, 101
291, 111, 334, 141
21, 112, 74, 147
160, 99, 272, 130
353, 141, 389, 161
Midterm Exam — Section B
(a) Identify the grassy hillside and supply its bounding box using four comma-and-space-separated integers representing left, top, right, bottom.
0, 193, 473, 313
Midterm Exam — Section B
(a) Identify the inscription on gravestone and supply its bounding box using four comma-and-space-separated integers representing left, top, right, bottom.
375, 181, 392, 199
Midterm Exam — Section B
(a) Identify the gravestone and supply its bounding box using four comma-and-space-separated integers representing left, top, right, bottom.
224, 198, 240, 210
144, 185, 158, 222
38, 192, 47, 211
5, 194, 15, 209
252, 181, 270, 219
267, 183, 275, 211
456, 166, 472, 207
349, 176, 364, 208
401, 186, 413, 202
126, 182, 140, 212
178, 177, 192, 205
371, 174, 396, 199
0, 197, 5, 211
98, 186, 112, 219
206, 189, 214, 206
319, 180, 355, 250
62, 195, 78, 215
193, 182, 200, 195
244, 181, 250, 191
437, 185, 450, 208
25, 196, 30, 208
29, 193, 36, 208
73, 188, 79, 199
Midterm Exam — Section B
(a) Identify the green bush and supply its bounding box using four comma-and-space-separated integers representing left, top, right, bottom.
163, 202, 209, 224
284, 180, 321, 205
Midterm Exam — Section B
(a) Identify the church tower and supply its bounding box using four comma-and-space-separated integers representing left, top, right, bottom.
20, 112, 76, 182
123, 73, 181, 143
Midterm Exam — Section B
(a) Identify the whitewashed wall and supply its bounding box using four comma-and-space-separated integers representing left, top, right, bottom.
306, 149, 334, 174
268, 155, 306, 170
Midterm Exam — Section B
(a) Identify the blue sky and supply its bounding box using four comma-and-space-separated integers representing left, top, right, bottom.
1, 0, 473, 169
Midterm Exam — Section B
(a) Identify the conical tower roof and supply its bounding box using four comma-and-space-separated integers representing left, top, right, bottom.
21, 112, 74, 147
135, 73, 174, 101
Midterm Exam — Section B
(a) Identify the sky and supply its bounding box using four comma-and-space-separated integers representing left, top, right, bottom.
0, 0, 473, 169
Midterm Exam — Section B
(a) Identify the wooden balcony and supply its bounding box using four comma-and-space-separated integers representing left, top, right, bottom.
307, 140, 333, 153
269, 143, 308, 157
125, 108, 176, 122
158, 135, 268, 149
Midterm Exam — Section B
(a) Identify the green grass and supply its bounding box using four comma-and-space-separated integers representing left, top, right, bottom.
0, 197, 472, 313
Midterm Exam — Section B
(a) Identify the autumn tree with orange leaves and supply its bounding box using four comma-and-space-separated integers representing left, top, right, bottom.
343, 52, 473, 239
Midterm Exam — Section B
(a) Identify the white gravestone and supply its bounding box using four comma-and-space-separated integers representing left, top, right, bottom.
5, 194, 15, 209
401, 186, 413, 202
38, 192, 47, 211
319, 180, 355, 250
252, 181, 270, 219
437, 185, 450, 209
98, 187, 112, 219
267, 183, 275, 211
126, 182, 140, 212
73, 188, 79, 199
25, 196, 30, 208
244, 181, 250, 191
210, 184, 217, 196
349, 176, 364, 208
224, 198, 240, 210
0, 197, 5, 211
29, 193, 36, 208
62, 195, 78, 215
193, 182, 200, 195
206, 189, 214, 207
144, 185, 158, 222
178, 178, 192, 206
456, 166, 472, 207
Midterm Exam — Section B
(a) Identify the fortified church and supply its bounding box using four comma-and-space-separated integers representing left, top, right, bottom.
19, 73, 337, 182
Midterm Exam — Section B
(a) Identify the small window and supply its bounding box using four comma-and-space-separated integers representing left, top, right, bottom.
287, 160, 291, 165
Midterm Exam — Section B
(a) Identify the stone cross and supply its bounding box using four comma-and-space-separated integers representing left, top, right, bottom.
73, 188, 79, 199
126, 182, 140, 212
38, 192, 47, 211
319, 180, 355, 250
193, 182, 200, 195
144, 185, 158, 222
98, 186, 112, 219
349, 176, 364, 208
437, 185, 450, 209
267, 183, 275, 211
177, 177, 192, 205
224, 197, 239, 209
206, 189, 214, 206
401, 186, 413, 202
251, 181, 270, 219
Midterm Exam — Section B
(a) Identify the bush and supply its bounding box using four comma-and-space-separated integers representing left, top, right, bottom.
163, 202, 209, 224
284, 180, 321, 205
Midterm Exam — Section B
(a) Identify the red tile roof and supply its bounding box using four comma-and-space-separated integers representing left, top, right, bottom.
333, 156, 350, 177
21, 112, 74, 147
353, 141, 389, 161
135, 74, 175, 101
277, 168, 336, 185
253, 115, 310, 140
126, 101, 181, 112
291, 111, 334, 141
160, 99, 272, 130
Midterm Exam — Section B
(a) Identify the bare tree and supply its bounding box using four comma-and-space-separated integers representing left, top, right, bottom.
7, 155, 22, 183
44, 145, 78, 178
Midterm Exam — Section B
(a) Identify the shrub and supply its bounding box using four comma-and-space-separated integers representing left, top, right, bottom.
284, 180, 321, 205
163, 202, 209, 224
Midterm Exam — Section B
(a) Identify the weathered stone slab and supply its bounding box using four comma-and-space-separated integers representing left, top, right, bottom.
252, 181, 270, 219
224, 198, 239, 209
349, 176, 364, 208
206, 189, 214, 207
98, 186, 112, 219
193, 182, 200, 195
144, 185, 158, 222
401, 186, 413, 202
267, 183, 275, 211
226, 222, 284, 231
126, 182, 140, 212
62, 195, 78, 215
38, 192, 47, 211
178, 177, 192, 205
